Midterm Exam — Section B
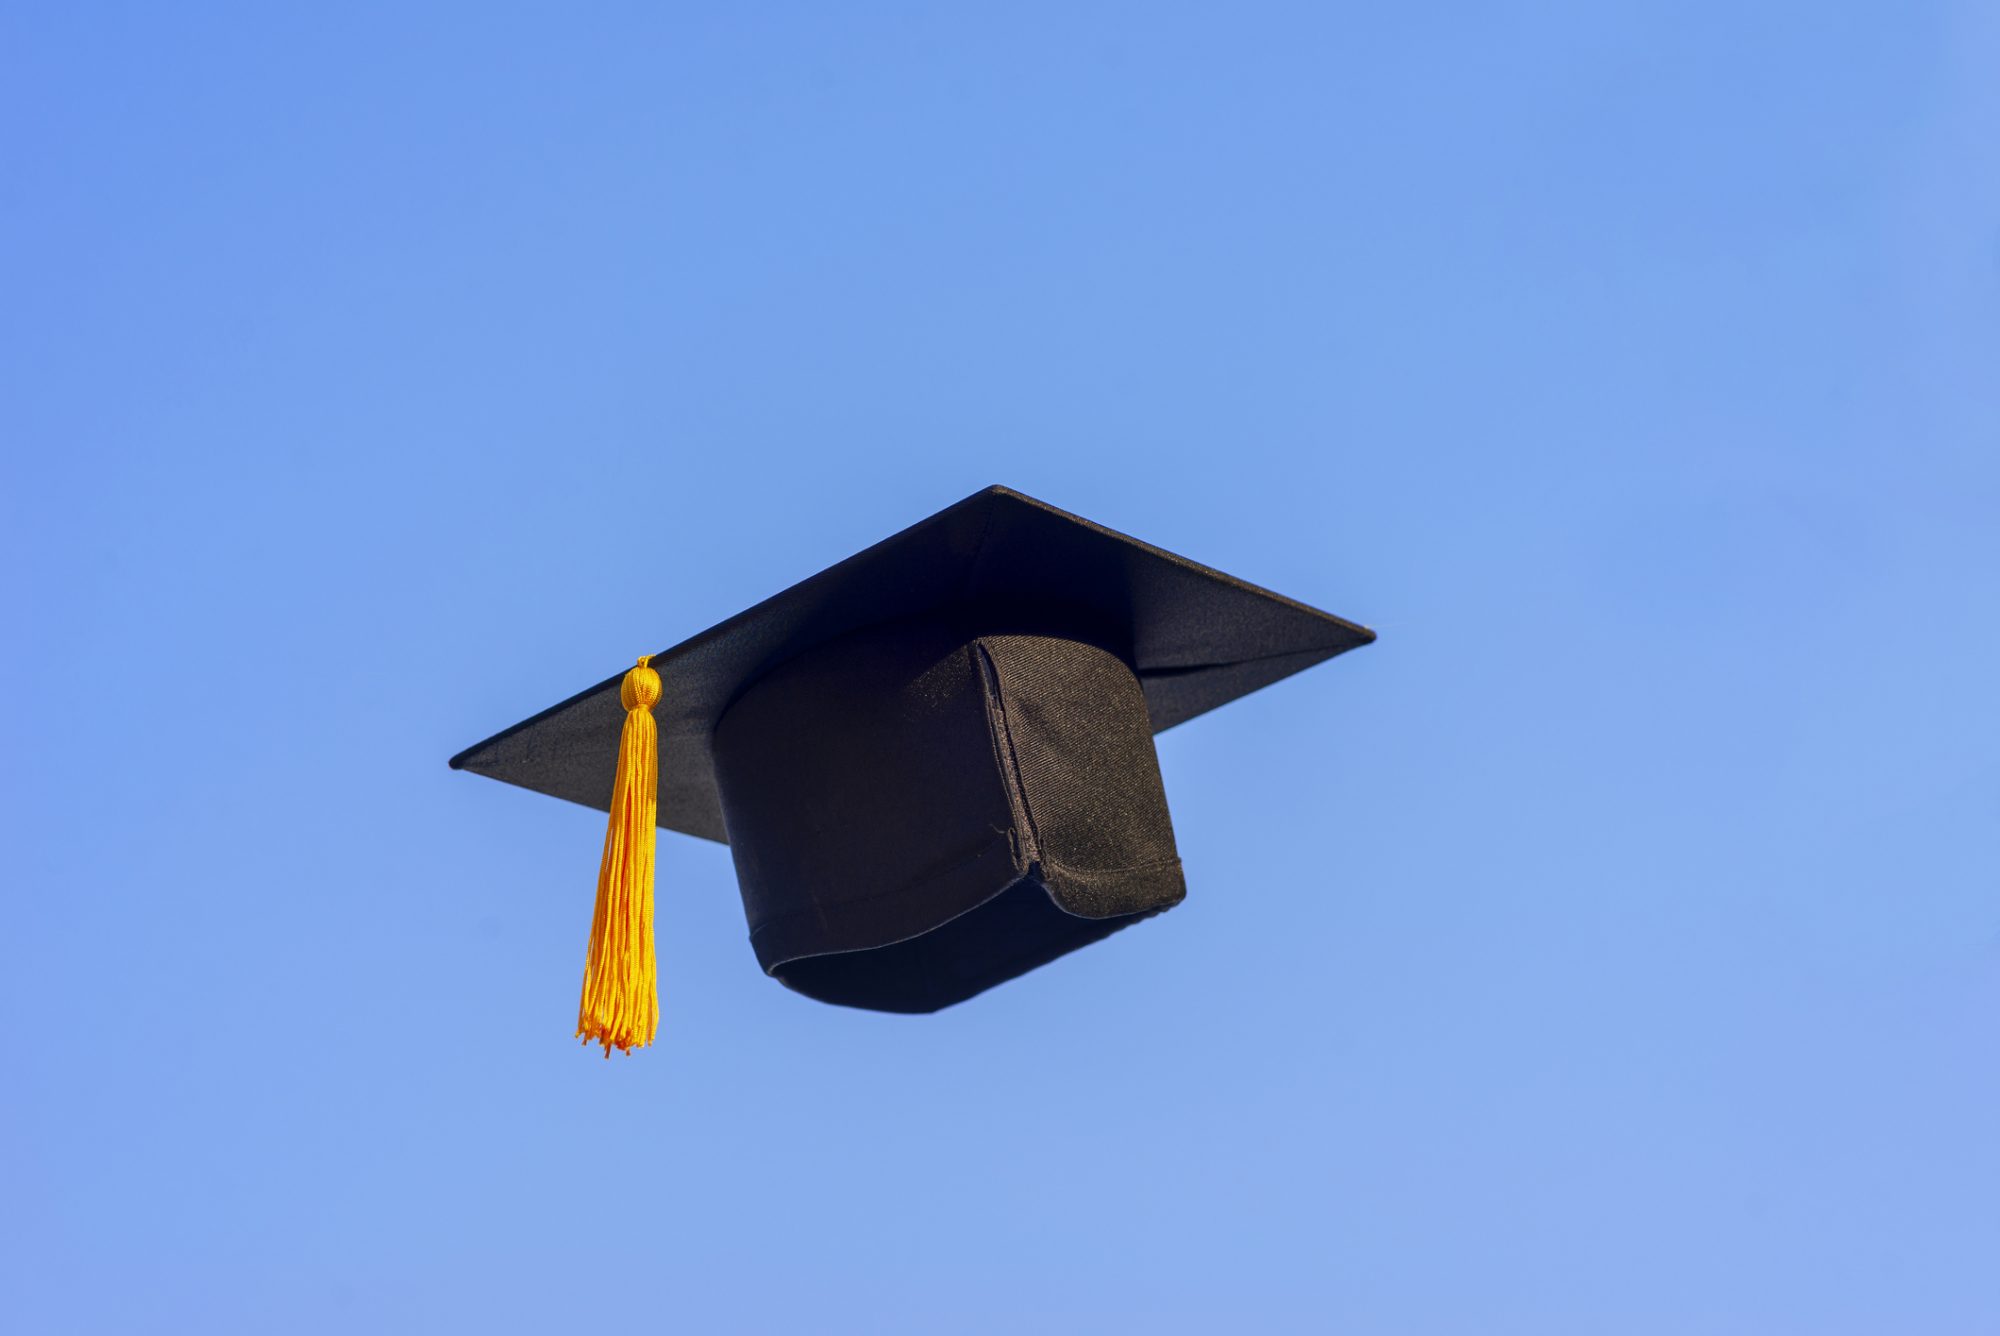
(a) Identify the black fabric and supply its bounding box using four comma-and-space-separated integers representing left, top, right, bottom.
449, 485, 1373, 843
712, 617, 1184, 1012
449, 485, 1372, 1012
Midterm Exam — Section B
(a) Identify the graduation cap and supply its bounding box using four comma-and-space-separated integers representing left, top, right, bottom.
451, 485, 1373, 1053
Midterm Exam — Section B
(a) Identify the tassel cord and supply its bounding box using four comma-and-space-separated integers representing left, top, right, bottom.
576, 657, 662, 1056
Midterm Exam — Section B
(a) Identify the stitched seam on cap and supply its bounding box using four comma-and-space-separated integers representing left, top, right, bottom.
973, 640, 1042, 866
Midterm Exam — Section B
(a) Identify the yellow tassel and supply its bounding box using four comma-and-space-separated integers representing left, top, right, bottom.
577, 656, 662, 1057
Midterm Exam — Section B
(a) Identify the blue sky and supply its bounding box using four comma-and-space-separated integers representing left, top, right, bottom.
3, 4, 1996, 1332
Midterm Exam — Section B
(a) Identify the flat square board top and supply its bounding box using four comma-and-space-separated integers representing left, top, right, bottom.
449, 485, 1374, 842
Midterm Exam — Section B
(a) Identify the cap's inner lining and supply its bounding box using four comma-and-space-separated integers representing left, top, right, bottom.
771, 875, 1156, 1014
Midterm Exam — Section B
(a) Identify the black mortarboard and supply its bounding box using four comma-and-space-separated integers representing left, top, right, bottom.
452, 485, 1372, 1045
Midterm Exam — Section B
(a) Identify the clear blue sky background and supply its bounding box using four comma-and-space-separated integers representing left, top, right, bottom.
3, 4, 1995, 1333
